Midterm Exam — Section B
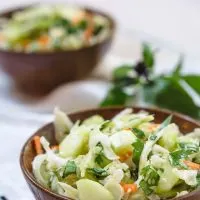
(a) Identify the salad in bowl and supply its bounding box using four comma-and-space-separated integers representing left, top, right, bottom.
0, 5, 111, 53
31, 108, 200, 200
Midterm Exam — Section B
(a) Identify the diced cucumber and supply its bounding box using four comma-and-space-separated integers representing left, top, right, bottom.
110, 130, 136, 155
158, 124, 179, 151
77, 179, 114, 200
156, 161, 179, 193
82, 115, 104, 126
32, 154, 50, 187
105, 181, 124, 200
59, 129, 89, 158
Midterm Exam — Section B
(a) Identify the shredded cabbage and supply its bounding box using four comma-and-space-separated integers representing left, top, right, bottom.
32, 108, 200, 200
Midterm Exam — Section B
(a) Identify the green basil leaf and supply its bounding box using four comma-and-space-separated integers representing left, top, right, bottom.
113, 65, 133, 80
142, 43, 155, 69
143, 77, 200, 118
100, 86, 129, 107
63, 161, 77, 177
182, 75, 200, 95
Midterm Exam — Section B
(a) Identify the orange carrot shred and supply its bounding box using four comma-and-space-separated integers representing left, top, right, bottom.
38, 35, 49, 47
121, 183, 137, 193
184, 160, 200, 170
51, 145, 59, 151
33, 136, 43, 155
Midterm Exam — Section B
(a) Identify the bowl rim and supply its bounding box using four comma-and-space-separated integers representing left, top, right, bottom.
0, 4, 116, 56
20, 106, 200, 200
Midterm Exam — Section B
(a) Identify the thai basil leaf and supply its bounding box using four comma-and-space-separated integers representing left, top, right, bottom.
100, 86, 129, 107
182, 75, 200, 95
113, 65, 133, 80
142, 43, 154, 69
142, 77, 200, 118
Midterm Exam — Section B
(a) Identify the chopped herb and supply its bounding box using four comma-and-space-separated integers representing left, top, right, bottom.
87, 168, 109, 179
149, 135, 157, 141
139, 180, 153, 195
139, 165, 160, 195
63, 161, 77, 177
132, 138, 144, 165
132, 128, 145, 139
95, 143, 111, 167
179, 142, 199, 153
169, 150, 191, 168
93, 24, 104, 36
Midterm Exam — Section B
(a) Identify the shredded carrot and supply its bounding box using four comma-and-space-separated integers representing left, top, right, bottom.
121, 183, 137, 193
148, 124, 159, 132
33, 136, 43, 155
51, 145, 59, 151
84, 27, 93, 41
84, 13, 94, 41
72, 11, 85, 24
38, 35, 49, 47
183, 160, 200, 170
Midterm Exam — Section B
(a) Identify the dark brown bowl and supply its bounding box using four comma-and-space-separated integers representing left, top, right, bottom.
20, 107, 200, 200
0, 6, 115, 96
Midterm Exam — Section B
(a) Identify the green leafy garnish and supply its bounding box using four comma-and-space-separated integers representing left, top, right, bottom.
169, 150, 191, 168
87, 168, 109, 179
95, 143, 111, 168
63, 161, 77, 177
142, 43, 155, 69
132, 138, 144, 165
179, 142, 199, 153
100, 43, 200, 119
139, 165, 160, 195
132, 128, 145, 139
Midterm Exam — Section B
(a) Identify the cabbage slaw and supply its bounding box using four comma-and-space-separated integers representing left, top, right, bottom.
32, 108, 200, 200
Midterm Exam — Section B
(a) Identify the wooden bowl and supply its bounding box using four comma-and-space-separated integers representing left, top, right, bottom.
0, 6, 115, 96
20, 107, 200, 200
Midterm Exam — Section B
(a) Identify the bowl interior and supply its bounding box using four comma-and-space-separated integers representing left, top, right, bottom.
20, 107, 200, 200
